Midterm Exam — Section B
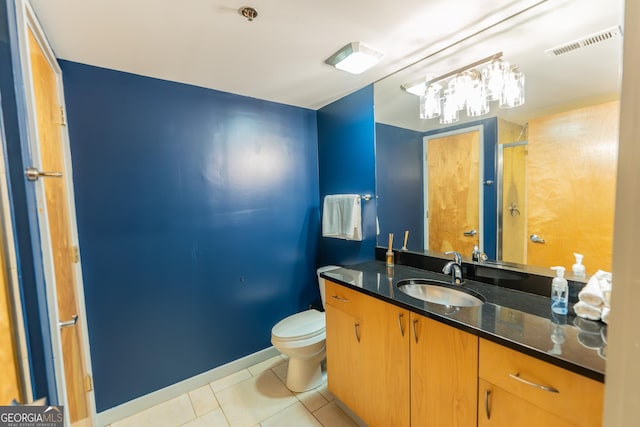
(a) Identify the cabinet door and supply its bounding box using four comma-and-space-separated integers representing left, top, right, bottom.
360, 297, 410, 427
479, 379, 577, 427
411, 313, 478, 427
326, 304, 362, 414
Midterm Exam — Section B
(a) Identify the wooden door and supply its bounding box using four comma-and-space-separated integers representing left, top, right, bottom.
527, 101, 619, 270
27, 27, 92, 425
410, 313, 478, 427
426, 130, 481, 255
360, 298, 409, 427
478, 380, 576, 427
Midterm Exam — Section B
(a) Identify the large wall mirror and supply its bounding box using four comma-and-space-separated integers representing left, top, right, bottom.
374, 0, 623, 274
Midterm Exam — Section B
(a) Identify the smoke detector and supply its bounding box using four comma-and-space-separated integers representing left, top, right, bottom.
545, 26, 623, 57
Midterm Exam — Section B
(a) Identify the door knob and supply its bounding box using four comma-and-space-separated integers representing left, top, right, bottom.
530, 234, 546, 243
463, 229, 477, 236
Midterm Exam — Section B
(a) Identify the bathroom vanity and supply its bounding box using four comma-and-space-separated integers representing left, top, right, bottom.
322, 262, 604, 427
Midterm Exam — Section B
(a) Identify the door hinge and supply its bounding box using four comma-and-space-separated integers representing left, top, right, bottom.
71, 246, 80, 263
59, 106, 67, 126
84, 374, 93, 392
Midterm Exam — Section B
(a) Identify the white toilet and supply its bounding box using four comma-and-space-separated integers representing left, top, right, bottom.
271, 265, 339, 392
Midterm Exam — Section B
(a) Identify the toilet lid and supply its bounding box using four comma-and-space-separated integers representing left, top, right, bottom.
272, 309, 325, 341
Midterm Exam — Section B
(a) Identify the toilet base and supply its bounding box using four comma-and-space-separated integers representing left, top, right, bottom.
285, 356, 326, 392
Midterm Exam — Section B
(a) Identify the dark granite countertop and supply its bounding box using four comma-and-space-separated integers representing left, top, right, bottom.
321, 261, 606, 383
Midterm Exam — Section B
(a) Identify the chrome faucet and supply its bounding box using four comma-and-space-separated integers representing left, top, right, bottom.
472, 245, 488, 263
443, 251, 463, 285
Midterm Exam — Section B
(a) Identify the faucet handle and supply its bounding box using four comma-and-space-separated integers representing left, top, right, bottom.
445, 251, 462, 266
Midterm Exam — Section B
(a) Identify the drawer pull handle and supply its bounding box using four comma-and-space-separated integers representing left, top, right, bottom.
412, 318, 419, 344
509, 373, 559, 393
397, 313, 405, 337
354, 322, 361, 343
484, 389, 491, 420
331, 295, 348, 302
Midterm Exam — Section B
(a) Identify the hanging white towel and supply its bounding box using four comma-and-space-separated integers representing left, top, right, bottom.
322, 194, 362, 241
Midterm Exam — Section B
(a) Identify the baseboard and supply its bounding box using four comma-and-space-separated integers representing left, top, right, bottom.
96, 346, 280, 426
334, 399, 368, 427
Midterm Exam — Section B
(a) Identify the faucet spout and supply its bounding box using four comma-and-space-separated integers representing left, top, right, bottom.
443, 251, 463, 285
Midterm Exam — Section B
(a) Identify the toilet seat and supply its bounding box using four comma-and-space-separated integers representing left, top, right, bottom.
271, 309, 325, 342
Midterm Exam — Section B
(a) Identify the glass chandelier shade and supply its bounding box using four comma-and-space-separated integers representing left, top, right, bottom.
483, 59, 510, 101
499, 71, 525, 108
466, 75, 490, 117
440, 87, 460, 125
420, 83, 442, 119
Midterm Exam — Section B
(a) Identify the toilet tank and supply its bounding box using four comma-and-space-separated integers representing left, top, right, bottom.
316, 265, 340, 309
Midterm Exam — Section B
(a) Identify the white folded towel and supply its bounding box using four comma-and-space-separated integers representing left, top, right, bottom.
322, 194, 362, 241
578, 275, 605, 306
601, 306, 610, 324
574, 301, 602, 321
596, 270, 613, 308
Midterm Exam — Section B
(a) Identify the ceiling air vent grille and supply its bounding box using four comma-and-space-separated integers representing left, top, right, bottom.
545, 25, 623, 57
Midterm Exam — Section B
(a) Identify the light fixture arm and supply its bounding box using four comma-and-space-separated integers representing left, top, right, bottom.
402, 52, 503, 92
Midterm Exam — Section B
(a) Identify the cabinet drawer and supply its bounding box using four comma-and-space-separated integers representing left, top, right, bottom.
325, 280, 368, 316
479, 339, 603, 427
478, 379, 577, 427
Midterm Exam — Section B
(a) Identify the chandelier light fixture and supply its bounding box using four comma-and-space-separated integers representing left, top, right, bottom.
402, 52, 525, 124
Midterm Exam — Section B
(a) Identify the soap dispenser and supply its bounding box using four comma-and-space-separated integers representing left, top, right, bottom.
572, 253, 586, 278
550, 266, 568, 315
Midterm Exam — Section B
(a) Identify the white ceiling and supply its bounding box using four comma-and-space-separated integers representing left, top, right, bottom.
26, 0, 593, 111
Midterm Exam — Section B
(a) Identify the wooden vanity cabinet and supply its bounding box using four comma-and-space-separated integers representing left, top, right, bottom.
478, 339, 604, 427
410, 312, 479, 427
325, 280, 410, 427
326, 280, 479, 427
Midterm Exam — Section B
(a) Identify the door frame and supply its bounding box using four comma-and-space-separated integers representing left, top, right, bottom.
423, 125, 485, 252
14, 0, 96, 423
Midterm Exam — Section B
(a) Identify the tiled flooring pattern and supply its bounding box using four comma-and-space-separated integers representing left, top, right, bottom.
109, 355, 359, 427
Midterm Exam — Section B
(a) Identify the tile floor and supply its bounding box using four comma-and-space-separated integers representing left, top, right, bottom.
108, 355, 360, 427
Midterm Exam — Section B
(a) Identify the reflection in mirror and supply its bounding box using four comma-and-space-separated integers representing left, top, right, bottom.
374, 0, 623, 273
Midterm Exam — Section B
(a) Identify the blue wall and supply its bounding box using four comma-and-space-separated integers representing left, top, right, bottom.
60, 61, 320, 411
375, 123, 424, 251
317, 86, 377, 266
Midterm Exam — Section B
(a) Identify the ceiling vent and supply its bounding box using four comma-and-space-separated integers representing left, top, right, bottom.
545, 25, 623, 57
